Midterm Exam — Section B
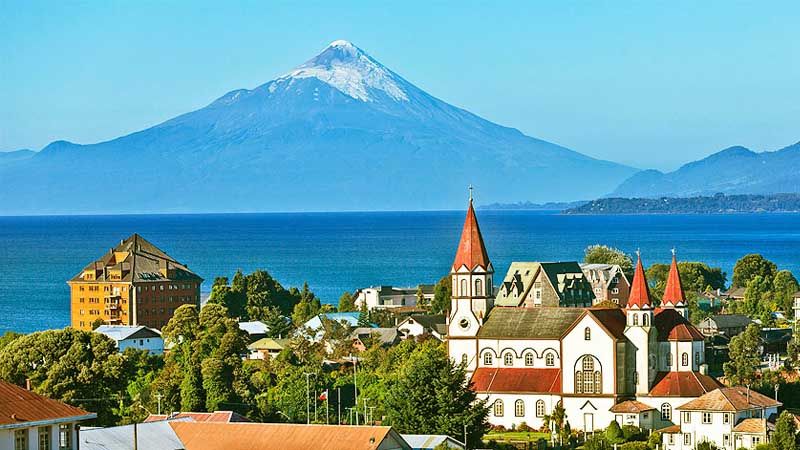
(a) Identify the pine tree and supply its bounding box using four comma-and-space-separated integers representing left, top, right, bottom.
772, 411, 799, 450
357, 303, 371, 327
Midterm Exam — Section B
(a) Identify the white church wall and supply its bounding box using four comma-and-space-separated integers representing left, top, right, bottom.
561, 315, 617, 395
482, 393, 560, 430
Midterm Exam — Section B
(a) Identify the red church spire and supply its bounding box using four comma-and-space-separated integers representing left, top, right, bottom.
662, 249, 686, 306
452, 189, 491, 272
627, 250, 652, 309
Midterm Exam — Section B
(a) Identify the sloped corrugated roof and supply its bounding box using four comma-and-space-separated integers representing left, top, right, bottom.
478, 307, 584, 339
676, 387, 781, 412
648, 371, 724, 397
610, 400, 655, 413
145, 411, 250, 423
81, 420, 187, 450
654, 309, 705, 341
0, 381, 95, 428
401, 434, 463, 450
471, 368, 562, 393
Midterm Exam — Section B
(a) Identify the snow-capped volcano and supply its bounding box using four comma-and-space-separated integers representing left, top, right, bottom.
276, 40, 410, 102
0, 40, 635, 214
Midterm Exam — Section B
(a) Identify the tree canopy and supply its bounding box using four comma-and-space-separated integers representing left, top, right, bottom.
723, 323, 761, 385
584, 245, 634, 276
732, 254, 777, 288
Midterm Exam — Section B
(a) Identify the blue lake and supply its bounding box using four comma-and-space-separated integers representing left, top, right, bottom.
0, 211, 798, 333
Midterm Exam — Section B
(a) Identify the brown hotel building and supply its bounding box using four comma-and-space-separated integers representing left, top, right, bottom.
68, 234, 203, 330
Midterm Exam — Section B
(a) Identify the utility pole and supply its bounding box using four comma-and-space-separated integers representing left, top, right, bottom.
463, 423, 468, 450
155, 393, 162, 416
363, 397, 369, 425
314, 389, 318, 423
133, 422, 138, 450
304, 372, 314, 425
351, 354, 359, 426
337, 388, 341, 425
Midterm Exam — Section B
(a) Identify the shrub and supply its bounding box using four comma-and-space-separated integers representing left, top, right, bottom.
753, 444, 776, 450
621, 425, 644, 441
583, 435, 610, 450
619, 442, 648, 450
646, 432, 661, 450
696, 441, 720, 450
605, 420, 623, 443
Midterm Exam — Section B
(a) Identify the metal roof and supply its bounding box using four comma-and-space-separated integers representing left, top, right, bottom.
81, 420, 187, 450
0, 380, 96, 429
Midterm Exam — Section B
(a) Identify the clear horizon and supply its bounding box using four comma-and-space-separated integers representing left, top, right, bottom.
2, 1, 799, 170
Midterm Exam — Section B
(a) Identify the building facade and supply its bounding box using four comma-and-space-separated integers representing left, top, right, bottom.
354, 285, 435, 310
581, 263, 631, 307
444, 200, 775, 449
94, 325, 164, 354
494, 262, 595, 308
68, 234, 202, 330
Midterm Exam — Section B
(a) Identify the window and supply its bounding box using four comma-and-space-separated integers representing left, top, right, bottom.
536, 400, 545, 417
723, 413, 731, 424
504, 353, 513, 366
475, 279, 483, 296
723, 435, 730, 447
483, 352, 493, 365
545, 353, 555, 366
642, 314, 649, 326
683, 434, 691, 446
461, 279, 468, 296
515, 399, 525, 417
583, 357, 594, 371
15, 430, 26, 450
666, 353, 672, 367
584, 327, 591, 340
682, 353, 689, 367
753, 437, 761, 446
682, 412, 691, 423
525, 352, 534, 366
667, 434, 674, 445
39, 426, 50, 450
633, 314, 639, 326
575, 356, 601, 394
661, 403, 672, 421
695, 352, 701, 365
702, 412, 712, 424
612, 288, 619, 294
59, 424, 72, 449
633, 371, 639, 385
493, 400, 504, 417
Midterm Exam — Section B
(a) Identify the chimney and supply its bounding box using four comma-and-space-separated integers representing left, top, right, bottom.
699, 364, 708, 376
25, 378, 31, 390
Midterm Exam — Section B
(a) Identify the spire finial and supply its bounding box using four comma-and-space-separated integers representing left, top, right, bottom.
671, 247, 677, 257
636, 248, 641, 259
468, 184, 474, 202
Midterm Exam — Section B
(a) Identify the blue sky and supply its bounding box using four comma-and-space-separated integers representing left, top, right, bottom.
1, 1, 798, 170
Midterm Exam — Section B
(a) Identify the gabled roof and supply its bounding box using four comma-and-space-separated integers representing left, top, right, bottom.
0, 381, 96, 429
609, 400, 655, 413
627, 254, 652, 309
238, 321, 269, 336
94, 325, 161, 342
478, 307, 584, 339
401, 314, 445, 331
81, 420, 187, 450
586, 308, 627, 340
706, 314, 753, 329
169, 422, 411, 450
471, 368, 561, 394
452, 200, 491, 272
662, 252, 686, 306
648, 371, 724, 397
69, 233, 202, 283
676, 386, 782, 412
145, 411, 251, 423
351, 327, 399, 345
539, 262, 594, 304
247, 338, 290, 351
732, 418, 773, 434
402, 434, 464, 450
654, 308, 705, 341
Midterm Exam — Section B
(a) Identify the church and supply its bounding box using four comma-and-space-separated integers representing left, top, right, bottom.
445, 198, 780, 446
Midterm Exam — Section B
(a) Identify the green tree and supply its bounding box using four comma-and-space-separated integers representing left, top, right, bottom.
696, 442, 720, 450
384, 341, 488, 447
647, 262, 726, 296
772, 270, 799, 314
337, 291, 356, 312
357, 303, 371, 327
431, 275, 451, 315
543, 402, 570, 446
605, 420, 623, 444
772, 410, 799, 450
742, 275, 773, 317
208, 277, 247, 319
732, 254, 777, 288
584, 244, 634, 276
0, 332, 22, 351
646, 431, 662, 450
263, 306, 292, 338
723, 324, 761, 385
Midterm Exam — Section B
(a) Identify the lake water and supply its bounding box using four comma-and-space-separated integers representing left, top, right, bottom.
0, 211, 798, 334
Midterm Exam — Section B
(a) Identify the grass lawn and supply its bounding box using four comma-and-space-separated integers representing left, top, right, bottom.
483, 431, 551, 442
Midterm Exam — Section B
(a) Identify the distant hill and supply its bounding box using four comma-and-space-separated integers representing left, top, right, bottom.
564, 193, 800, 215
480, 200, 588, 211
611, 142, 800, 198
0, 149, 35, 165
0, 40, 634, 215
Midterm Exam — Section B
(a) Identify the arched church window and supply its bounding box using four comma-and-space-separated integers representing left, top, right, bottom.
483, 352, 493, 365
475, 279, 483, 296
682, 353, 689, 366
661, 403, 672, 421
493, 400, 504, 417
525, 352, 534, 366
576, 356, 602, 394
594, 371, 602, 393
584, 327, 591, 340
576, 371, 583, 394
546, 353, 555, 366
461, 279, 468, 296
633, 314, 639, 326
515, 399, 525, 417
504, 352, 513, 366
536, 400, 546, 417
583, 357, 594, 372
643, 314, 649, 326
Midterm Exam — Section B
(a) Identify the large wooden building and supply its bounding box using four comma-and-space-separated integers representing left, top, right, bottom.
68, 234, 202, 330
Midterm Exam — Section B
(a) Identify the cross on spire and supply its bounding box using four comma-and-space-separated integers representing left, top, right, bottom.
468, 184, 474, 202
671, 247, 677, 257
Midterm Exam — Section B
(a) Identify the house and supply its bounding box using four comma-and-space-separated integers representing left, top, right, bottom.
0, 380, 96, 449
94, 325, 164, 354
67, 233, 202, 330
351, 328, 399, 351
81, 420, 186, 450
447, 199, 737, 438
238, 320, 270, 341
247, 338, 290, 360
759, 328, 793, 355
144, 411, 251, 423
397, 314, 446, 341
354, 285, 435, 310
401, 434, 464, 450
581, 263, 631, 307
494, 261, 595, 308
169, 422, 412, 450
724, 287, 747, 302
301, 312, 372, 342
661, 387, 782, 450
699, 314, 753, 338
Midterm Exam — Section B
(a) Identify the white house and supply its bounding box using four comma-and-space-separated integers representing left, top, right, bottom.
94, 325, 164, 355
238, 320, 270, 341
396, 314, 446, 341
401, 434, 464, 450
0, 380, 96, 450
445, 199, 749, 448
354, 285, 435, 311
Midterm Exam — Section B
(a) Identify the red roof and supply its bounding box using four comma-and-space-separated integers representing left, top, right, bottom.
145, 411, 251, 423
452, 200, 491, 272
0, 380, 95, 427
648, 371, 724, 397
471, 368, 561, 393
654, 308, 705, 341
627, 254, 652, 309
662, 253, 686, 306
